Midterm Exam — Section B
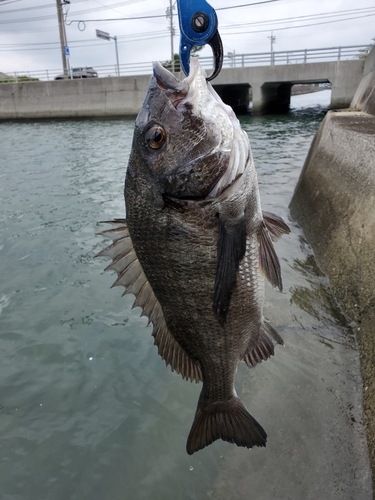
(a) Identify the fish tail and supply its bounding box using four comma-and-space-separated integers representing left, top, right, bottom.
186, 395, 267, 455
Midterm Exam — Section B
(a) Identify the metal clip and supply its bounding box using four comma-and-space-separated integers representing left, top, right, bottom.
176, 0, 223, 81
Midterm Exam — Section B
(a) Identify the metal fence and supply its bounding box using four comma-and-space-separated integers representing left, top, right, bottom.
206, 44, 369, 70
2, 45, 369, 82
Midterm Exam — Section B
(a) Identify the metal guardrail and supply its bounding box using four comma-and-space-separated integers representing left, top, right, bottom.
205, 44, 369, 70
2, 45, 368, 82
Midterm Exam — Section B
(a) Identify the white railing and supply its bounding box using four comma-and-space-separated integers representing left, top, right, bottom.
2, 45, 368, 82
212, 45, 368, 70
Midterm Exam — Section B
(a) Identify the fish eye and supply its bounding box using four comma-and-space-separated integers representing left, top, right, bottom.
145, 124, 166, 150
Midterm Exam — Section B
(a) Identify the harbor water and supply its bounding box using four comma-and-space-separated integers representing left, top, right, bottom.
0, 90, 372, 499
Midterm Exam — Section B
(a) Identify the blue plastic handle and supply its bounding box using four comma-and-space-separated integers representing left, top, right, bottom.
176, 0, 219, 77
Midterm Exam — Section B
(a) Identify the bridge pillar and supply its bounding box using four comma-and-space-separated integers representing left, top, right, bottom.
252, 82, 292, 114
251, 85, 263, 114
212, 83, 250, 113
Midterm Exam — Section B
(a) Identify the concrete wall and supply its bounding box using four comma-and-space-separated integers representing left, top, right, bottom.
0, 75, 151, 119
0, 59, 365, 119
290, 46, 375, 490
350, 46, 375, 116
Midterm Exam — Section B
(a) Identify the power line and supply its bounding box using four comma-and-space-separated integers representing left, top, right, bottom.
216, 0, 283, 10
0, 32, 171, 52
0, 0, 159, 23
0, 35, 170, 51
0, 29, 170, 46
0, 0, 23, 6
219, 7, 375, 31
2, 6, 374, 42
0, 0, 89, 14
223, 12, 375, 36
0, 0, 285, 24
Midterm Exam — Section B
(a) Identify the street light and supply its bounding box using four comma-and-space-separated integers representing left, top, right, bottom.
96, 29, 120, 77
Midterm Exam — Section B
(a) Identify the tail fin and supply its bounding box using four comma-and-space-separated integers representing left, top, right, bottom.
186, 396, 267, 455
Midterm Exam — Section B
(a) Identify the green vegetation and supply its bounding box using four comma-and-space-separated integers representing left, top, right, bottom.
162, 45, 204, 73
0, 75, 39, 83
162, 53, 182, 72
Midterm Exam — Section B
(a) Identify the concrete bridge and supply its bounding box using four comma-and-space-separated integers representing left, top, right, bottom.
195, 45, 366, 113
211, 59, 364, 113
0, 45, 367, 119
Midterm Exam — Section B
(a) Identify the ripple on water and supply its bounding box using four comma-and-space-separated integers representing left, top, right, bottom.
0, 92, 371, 499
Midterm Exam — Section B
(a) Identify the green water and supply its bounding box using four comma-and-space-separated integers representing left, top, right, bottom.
0, 91, 372, 499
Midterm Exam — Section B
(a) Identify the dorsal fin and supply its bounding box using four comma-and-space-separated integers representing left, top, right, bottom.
95, 220, 202, 383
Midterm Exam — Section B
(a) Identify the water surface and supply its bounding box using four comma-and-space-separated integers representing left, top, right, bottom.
0, 90, 372, 499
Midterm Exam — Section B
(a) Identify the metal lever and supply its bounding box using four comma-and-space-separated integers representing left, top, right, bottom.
176, 0, 223, 81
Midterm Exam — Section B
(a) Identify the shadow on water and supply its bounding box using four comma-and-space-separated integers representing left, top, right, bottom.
289, 236, 356, 352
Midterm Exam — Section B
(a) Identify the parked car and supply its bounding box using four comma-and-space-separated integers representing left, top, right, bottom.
54, 67, 98, 80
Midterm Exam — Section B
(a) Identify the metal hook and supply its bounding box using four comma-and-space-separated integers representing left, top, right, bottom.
177, 0, 223, 81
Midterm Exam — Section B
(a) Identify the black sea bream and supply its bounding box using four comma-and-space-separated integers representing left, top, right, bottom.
97, 58, 290, 455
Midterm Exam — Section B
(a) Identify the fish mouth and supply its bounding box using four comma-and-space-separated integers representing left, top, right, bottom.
153, 58, 237, 123
153, 62, 189, 108
153, 62, 187, 92
153, 57, 204, 91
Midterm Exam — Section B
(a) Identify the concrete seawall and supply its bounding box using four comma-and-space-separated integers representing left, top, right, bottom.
0, 75, 151, 119
0, 59, 364, 119
290, 46, 375, 489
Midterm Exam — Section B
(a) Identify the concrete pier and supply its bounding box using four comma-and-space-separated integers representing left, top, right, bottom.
290, 46, 375, 489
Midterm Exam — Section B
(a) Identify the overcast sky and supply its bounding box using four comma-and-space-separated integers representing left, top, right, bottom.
0, 0, 374, 76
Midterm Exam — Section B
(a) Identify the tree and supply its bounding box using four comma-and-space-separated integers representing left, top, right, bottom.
358, 37, 375, 59
162, 53, 181, 72
162, 45, 204, 73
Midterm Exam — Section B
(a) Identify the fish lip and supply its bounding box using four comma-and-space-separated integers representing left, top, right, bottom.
153, 62, 188, 93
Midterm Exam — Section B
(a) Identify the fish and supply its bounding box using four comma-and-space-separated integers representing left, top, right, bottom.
96, 58, 290, 455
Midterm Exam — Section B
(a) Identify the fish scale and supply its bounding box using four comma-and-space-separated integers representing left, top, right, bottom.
97, 58, 290, 454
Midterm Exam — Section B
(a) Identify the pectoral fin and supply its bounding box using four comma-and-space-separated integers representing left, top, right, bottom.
95, 220, 202, 383
213, 214, 247, 326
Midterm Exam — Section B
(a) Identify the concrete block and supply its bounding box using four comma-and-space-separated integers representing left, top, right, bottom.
290, 110, 375, 484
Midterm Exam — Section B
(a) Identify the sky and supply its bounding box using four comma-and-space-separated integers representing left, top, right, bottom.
0, 0, 374, 77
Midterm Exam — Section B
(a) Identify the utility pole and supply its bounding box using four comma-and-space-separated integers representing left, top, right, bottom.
56, 0, 70, 77
166, 0, 175, 72
268, 31, 276, 65
113, 36, 120, 76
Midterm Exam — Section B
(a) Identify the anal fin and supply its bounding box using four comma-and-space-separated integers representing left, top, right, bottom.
242, 320, 284, 368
